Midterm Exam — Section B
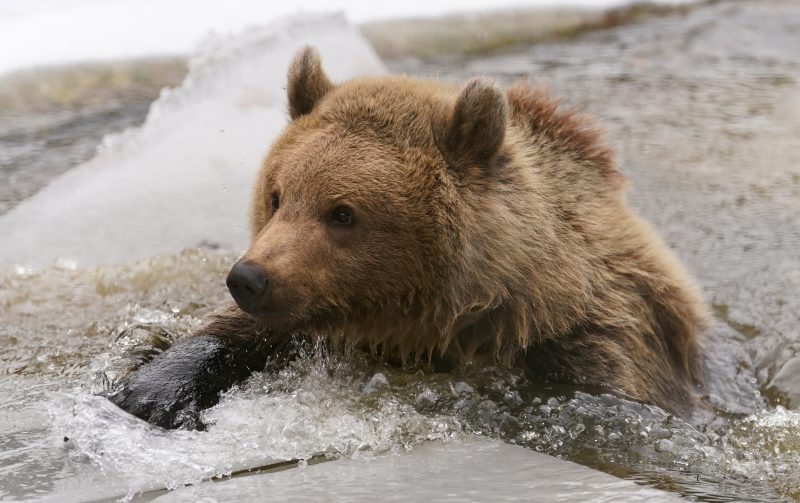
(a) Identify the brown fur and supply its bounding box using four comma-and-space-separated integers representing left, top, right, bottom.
239, 47, 707, 414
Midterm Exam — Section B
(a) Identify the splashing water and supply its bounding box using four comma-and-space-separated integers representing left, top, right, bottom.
38, 303, 800, 502
50, 349, 464, 497
0, 244, 797, 502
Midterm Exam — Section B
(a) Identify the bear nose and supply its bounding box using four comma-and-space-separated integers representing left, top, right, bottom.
226, 261, 270, 313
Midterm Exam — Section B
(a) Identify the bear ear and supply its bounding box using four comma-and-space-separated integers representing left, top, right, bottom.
287, 46, 333, 120
440, 79, 507, 175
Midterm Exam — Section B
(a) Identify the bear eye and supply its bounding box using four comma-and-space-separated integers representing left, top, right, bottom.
331, 206, 354, 226
270, 193, 280, 211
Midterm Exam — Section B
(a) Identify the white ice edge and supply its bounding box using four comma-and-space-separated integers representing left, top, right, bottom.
0, 14, 386, 269
152, 438, 683, 503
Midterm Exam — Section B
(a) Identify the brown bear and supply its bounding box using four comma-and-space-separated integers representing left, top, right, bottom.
109, 47, 708, 430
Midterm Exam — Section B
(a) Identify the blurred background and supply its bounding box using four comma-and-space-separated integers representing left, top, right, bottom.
1, 1, 799, 502
0, 0, 694, 71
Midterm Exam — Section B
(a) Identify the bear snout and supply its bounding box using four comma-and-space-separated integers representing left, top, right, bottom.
226, 260, 271, 315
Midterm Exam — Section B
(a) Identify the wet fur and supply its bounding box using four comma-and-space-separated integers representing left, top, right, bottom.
110, 47, 707, 428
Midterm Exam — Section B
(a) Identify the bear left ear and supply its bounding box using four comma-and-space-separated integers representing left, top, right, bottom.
287, 46, 333, 120
440, 79, 507, 174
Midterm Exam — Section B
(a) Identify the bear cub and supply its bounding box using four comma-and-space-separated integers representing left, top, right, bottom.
109, 47, 707, 430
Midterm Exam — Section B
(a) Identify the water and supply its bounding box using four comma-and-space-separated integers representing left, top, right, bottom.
0, 57, 187, 216
0, 250, 684, 502
1, 1, 800, 502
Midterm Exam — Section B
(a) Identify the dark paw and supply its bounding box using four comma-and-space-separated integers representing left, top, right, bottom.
103, 310, 302, 430
107, 377, 208, 431
105, 333, 264, 430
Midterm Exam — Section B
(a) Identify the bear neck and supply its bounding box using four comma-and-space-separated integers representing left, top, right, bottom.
440, 127, 597, 359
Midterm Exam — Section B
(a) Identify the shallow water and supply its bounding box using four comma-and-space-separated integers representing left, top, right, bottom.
1, 1, 800, 502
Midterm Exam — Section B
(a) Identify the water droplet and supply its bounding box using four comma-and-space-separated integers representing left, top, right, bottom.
656, 439, 675, 453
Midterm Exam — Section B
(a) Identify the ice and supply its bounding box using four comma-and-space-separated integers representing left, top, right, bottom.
0, 14, 386, 268
153, 438, 682, 503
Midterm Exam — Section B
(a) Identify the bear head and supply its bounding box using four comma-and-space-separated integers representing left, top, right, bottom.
226, 46, 605, 362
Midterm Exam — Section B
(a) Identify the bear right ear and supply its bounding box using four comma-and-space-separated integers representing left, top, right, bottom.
440, 79, 507, 176
287, 46, 333, 120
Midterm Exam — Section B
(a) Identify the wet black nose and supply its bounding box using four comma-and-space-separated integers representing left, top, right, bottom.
226, 261, 270, 313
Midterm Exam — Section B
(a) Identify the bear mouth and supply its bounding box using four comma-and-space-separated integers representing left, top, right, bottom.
247, 303, 327, 332
255, 312, 299, 325
246, 308, 300, 328
254, 302, 349, 335
227, 283, 305, 325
